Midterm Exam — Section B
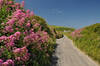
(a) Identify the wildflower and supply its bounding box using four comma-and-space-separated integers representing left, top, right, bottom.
0, 59, 3, 66
13, 48, 21, 54
26, 9, 30, 14
0, 0, 3, 5
6, 18, 15, 26
0, 36, 7, 42
15, 3, 20, 6
8, 1, 13, 5
26, 23, 31, 27
21, 1, 25, 7
5, 26, 14, 32
30, 11, 34, 16
6, 59, 14, 66
15, 28, 19, 30
15, 57, 21, 61
14, 32, 21, 40
0, 59, 3, 63
34, 23, 40, 27
2, 62, 9, 66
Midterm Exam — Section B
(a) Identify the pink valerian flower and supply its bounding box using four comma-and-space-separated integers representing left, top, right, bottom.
21, 46, 28, 53
16, 17, 25, 26
29, 29, 34, 33
13, 48, 21, 53
34, 23, 40, 27
15, 3, 20, 9
15, 57, 21, 61
42, 31, 47, 35
5, 26, 14, 33
21, 1, 25, 7
0, 36, 7, 42
71, 28, 84, 37
13, 47, 28, 55
23, 32, 39, 44
21, 53, 30, 62
2, 62, 9, 66
15, 3, 20, 6
26, 9, 30, 14
26, 23, 31, 27
14, 32, 21, 40
13, 47, 30, 62
0, 60, 2, 66
0, 0, 3, 5
23, 35, 32, 46
30, 11, 34, 16
11, 5, 15, 8
0, 59, 14, 66
0, 59, 3, 63
8, 1, 13, 5
6, 41, 14, 49
6, 18, 15, 26
1, 22, 5, 25
0, 32, 21, 49
15, 28, 19, 30
6, 59, 14, 66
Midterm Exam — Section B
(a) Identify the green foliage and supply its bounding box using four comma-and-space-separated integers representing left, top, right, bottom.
50, 25, 75, 32
49, 25, 75, 39
34, 16, 55, 38
71, 23, 100, 64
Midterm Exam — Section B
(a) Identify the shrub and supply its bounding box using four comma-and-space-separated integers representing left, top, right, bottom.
0, 0, 56, 66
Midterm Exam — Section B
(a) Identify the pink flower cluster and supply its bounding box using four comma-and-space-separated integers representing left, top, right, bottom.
23, 31, 49, 46
0, 59, 14, 66
13, 46, 30, 62
3, 8, 34, 33
0, 32, 21, 50
71, 28, 84, 37
0, 0, 51, 65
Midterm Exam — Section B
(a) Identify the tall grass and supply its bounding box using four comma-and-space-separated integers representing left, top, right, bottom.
69, 23, 100, 64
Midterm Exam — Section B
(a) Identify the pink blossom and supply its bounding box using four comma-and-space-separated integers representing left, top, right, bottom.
6, 18, 15, 26
21, 1, 25, 7
11, 5, 15, 8
0, 36, 7, 42
15, 3, 20, 6
5, 26, 14, 32
0, 0, 3, 5
26, 23, 31, 27
13, 48, 21, 53
34, 23, 40, 27
14, 32, 21, 40
8, 1, 13, 4
15, 28, 19, 30
2, 62, 9, 66
6, 59, 14, 66
15, 57, 21, 61
0, 59, 3, 63
30, 11, 34, 16
26, 9, 30, 14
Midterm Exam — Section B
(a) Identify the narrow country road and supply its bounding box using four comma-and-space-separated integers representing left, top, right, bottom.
53, 36, 98, 66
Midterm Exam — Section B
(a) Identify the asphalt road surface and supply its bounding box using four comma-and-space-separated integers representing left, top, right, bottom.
53, 36, 98, 66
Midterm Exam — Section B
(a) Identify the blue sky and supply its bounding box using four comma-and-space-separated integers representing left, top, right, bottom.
16, 0, 100, 28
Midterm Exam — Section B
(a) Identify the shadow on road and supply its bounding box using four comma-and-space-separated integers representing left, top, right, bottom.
50, 43, 59, 66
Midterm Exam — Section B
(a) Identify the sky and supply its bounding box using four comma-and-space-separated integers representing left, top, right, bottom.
16, 0, 100, 28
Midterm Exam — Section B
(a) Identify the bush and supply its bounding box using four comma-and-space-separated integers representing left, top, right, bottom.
0, 0, 56, 66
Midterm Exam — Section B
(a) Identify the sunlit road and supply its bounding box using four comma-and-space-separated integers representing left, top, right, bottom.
55, 36, 98, 66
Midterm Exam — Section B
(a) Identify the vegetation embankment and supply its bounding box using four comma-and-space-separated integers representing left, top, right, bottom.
66, 23, 100, 64
0, 0, 61, 66
49, 25, 75, 38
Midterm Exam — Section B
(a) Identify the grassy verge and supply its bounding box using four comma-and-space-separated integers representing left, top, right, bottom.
66, 23, 100, 64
